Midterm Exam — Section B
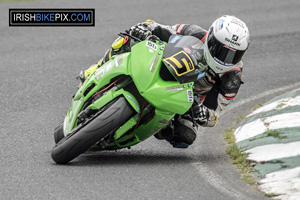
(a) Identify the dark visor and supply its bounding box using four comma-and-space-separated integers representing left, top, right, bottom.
207, 30, 246, 66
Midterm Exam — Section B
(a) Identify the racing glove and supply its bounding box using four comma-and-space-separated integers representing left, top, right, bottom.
192, 103, 218, 127
128, 23, 152, 41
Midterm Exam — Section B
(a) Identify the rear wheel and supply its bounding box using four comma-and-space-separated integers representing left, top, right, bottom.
51, 97, 134, 164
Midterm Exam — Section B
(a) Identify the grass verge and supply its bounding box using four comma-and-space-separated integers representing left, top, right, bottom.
223, 116, 258, 186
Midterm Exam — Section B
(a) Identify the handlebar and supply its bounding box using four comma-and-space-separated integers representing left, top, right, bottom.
118, 32, 163, 44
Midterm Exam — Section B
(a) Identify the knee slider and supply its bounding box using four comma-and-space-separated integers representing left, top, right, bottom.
174, 118, 197, 145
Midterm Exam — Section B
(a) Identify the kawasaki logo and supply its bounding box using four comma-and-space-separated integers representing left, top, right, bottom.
225, 38, 240, 46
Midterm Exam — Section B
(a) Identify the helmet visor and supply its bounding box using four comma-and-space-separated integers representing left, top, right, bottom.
207, 30, 246, 66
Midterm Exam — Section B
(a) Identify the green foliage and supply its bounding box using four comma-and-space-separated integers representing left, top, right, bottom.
264, 129, 287, 139
242, 175, 256, 185
237, 115, 246, 123
276, 103, 286, 109
223, 124, 257, 185
264, 193, 279, 197
253, 104, 263, 111
224, 128, 236, 144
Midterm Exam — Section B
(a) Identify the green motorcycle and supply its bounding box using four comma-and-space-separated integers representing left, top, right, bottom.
51, 34, 204, 164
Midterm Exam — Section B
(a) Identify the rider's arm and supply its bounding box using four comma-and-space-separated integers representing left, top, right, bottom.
143, 20, 207, 40
200, 67, 243, 127
143, 20, 176, 42
145, 20, 208, 42
196, 66, 242, 127
173, 24, 208, 41
130, 19, 208, 42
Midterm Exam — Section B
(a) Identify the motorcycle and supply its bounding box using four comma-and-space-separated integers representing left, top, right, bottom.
51, 33, 204, 164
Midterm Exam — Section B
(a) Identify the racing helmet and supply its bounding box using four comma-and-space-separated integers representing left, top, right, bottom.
204, 15, 250, 74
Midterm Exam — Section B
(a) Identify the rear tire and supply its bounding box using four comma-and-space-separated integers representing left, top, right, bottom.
51, 97, 134, 164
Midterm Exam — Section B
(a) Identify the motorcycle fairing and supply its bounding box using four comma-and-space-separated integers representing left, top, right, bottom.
163, 35, 203, 84
63, 38, 198, 149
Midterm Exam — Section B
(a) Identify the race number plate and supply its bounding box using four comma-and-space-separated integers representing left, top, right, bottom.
163, 51, 195, 76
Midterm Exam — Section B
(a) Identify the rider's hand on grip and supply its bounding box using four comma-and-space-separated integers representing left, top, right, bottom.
128, 23, 152, 41
192, 103, 209, 126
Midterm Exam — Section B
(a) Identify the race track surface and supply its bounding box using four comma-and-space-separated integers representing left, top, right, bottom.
1, 0, 300, 199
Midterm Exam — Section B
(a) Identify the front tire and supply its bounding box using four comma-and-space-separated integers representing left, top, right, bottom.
54, 123, 64, 144
51, 97, 134, 164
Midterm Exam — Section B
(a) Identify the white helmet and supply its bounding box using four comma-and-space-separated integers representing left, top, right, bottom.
204, 15, 250, 74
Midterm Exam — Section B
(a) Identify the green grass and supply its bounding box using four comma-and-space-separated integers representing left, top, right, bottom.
242, 175, 256, 185
249, 129, 287, 141
223, 123, 257, 186
224, 127, 236, 144
223, 109, 289, 196
264, 129, 287, 139
223, 104, 291, 196
276, 103, 286, 109
253, 104, 263, 111
264, 193, 280, 197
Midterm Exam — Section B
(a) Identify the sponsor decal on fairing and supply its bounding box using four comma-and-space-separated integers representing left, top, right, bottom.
187, 90, 193, 102
146, 41, 158, 51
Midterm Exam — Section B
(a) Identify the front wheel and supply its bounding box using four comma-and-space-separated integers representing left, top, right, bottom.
54, 122, 64, 144
51, 97, 134, 164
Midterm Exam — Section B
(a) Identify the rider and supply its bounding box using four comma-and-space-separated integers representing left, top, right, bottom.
78, 15, 250, 148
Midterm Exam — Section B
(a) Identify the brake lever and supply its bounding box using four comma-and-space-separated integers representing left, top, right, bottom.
118, 32, 142, 42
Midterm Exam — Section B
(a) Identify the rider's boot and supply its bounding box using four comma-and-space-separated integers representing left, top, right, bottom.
155, 117, 197, 148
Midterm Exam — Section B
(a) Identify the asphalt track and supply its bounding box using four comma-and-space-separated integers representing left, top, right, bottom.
1, 0, 300, 199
